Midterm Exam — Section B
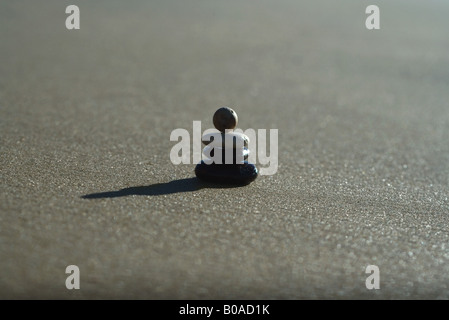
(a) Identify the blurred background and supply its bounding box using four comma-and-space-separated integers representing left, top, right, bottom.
1, 0, 449, 299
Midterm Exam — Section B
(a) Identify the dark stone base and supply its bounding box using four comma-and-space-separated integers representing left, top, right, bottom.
195, 161, 258, 185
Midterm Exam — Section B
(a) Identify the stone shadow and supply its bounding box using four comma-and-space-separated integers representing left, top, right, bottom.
81, 177, 241, 199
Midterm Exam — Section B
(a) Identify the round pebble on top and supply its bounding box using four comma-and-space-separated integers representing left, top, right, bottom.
213, 107, 238, 132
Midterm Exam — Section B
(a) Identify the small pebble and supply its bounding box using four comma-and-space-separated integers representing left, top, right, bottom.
195, 161, 258, 185
202, 131, 249, 148
202, 146, 249, 164
213, 107, 238, 132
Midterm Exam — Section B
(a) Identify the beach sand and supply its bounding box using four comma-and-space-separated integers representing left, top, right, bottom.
1, 0, 449, 298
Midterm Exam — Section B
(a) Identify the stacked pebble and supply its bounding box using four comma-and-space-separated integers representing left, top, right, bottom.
195, 107, 258, 185
202, 131, 250, 165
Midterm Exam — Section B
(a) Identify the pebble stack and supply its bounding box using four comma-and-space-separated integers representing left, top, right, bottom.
195, 107, 258, 184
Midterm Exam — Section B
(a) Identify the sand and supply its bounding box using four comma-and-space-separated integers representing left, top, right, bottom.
1, 0, 449, 299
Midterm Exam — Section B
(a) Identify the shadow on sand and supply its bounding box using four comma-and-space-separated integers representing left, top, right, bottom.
81, 177, 241, 199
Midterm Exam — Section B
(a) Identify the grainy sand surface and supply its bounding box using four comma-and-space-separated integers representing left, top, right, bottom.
1, 0, 449, 298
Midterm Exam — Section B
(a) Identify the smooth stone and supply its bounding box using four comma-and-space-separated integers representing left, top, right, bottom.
195, 161, 258, 185
202, 146, 249, 164
202, 131, 249, 148
213, 107, 238, 132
